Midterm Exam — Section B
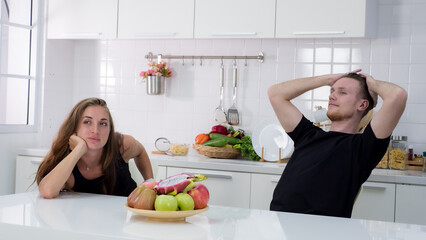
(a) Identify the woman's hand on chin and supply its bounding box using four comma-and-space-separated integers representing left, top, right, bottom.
69, 134, 88, 154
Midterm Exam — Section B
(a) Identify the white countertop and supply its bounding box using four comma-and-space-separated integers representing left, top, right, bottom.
1, 191, 426, 240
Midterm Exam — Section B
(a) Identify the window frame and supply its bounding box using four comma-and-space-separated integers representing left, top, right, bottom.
0, 0, 44, 133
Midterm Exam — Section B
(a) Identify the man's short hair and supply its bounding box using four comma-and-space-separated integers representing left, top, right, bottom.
340, 72, 374, 117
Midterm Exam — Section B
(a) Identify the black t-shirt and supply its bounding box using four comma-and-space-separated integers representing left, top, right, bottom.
270, 116, 390, 218
72, 156, 137, 197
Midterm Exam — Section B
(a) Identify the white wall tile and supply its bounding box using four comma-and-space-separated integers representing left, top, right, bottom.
408, 83, 426, 103
315, 45, 332, 63
333, 46, 351, 63
371, 43, 391, 63
411, 44, 426, 63
390, 44, 411, 63
389, 64, 410, 84
409, 63, 426, 83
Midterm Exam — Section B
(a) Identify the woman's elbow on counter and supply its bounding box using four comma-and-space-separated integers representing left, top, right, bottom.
38, 186, 60, 199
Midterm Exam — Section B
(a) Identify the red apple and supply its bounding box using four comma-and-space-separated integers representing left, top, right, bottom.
140, 181, 158, 190
187, 183, 209, 209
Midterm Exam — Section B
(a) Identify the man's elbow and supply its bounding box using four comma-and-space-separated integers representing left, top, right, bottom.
396, 87, 408, 103
267, 85, 280, 102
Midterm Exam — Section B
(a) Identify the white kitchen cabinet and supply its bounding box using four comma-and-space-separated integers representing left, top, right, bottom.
351, 182, 395, 222
250, 173, 281, 210
165, 167, 251, 208
118, 0, 194, 39
15, 156, 43, 193
395, 184, 426, 225
194, 0, 275, 39
276, 0, 377, 38
47, 0, 118, 39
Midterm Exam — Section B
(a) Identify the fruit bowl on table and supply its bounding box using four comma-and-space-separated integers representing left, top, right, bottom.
124, 204, 209, 221
192, 144, 240, 159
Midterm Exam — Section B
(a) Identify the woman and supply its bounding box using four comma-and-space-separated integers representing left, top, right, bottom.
36, 97, 153, 199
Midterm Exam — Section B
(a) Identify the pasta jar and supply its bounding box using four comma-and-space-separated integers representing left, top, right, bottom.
389, 136, 407, 170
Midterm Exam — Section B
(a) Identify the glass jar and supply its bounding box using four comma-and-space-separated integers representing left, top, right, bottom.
423, 152, 426, 172
389, 136, 407, 170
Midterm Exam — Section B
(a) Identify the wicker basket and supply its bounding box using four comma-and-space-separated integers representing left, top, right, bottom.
193, 144, 240, 159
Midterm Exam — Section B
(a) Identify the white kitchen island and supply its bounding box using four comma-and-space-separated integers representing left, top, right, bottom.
1, 191, 425, 240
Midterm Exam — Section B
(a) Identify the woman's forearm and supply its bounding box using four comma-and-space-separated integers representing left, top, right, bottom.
38, 145, 85, 198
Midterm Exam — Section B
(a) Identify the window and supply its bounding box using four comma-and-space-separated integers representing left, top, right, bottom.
0, 0, 43, 132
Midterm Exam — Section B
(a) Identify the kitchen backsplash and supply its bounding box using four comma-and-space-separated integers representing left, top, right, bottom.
42, 0, 426, 155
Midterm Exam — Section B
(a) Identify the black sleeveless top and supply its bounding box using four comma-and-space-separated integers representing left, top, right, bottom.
71, 156, 137, 197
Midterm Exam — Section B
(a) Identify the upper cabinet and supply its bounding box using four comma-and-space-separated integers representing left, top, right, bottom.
194, 0, 276, 39
47, 0, 118, 39
276, 0, 377, 38
118, 0, 194, 39
47, 0, 378, 39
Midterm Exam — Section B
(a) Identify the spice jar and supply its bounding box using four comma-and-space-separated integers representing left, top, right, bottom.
376, 142, 390, 169
389, 136, 407, 170
423, 152, 426, 172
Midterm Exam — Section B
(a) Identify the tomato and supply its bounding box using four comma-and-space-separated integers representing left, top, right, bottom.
195, 133, 210, 144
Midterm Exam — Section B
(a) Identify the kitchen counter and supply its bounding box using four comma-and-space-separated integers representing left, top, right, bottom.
1, 191, 425, 240
17, 148, 426, 186
151, 151, 426, 186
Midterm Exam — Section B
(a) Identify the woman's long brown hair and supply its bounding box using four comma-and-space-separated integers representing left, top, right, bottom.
35, 98, 121, 194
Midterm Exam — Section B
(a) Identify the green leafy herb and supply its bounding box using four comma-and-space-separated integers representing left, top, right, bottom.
233, 136, 260, 161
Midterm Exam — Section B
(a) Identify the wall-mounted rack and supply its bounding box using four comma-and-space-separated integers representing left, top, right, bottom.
145, 52, 264, 66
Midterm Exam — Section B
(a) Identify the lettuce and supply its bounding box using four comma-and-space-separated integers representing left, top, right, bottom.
233, 136, 260, 161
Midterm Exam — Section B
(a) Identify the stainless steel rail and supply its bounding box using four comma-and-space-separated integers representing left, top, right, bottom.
145, 52, 264, 65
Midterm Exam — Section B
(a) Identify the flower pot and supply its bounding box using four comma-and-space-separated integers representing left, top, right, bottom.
146, 76, 165, 95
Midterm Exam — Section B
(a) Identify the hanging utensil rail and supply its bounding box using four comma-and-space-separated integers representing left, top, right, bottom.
145, 52, 264, 64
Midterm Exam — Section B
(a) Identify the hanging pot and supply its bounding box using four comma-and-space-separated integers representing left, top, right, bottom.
146, 76, 165, 95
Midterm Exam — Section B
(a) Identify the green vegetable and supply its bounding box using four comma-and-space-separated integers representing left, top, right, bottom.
209, 133, 240, 145
233, 136, 260, 161
202, 138, 228, 147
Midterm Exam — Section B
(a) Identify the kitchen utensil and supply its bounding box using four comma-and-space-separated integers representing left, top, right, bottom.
214, 62, 227, 123
155, 137, 171, 152
227, 61, 239, 125
252, 118, 294, 161
154, 137, 189, 156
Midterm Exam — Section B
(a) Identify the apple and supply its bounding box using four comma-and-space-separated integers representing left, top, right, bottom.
175, 193, 195, 211
141, 181, 158, 190
187, 183, 209, 209
154, 195, 178, 211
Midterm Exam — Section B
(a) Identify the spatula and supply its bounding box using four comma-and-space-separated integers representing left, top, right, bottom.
228, 62, 239, 125
214, 62, 227, 123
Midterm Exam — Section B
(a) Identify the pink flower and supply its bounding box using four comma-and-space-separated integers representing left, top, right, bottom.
139, 61, 173, 79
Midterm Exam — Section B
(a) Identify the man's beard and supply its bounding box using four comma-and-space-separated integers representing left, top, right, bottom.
327, 110, 353, 122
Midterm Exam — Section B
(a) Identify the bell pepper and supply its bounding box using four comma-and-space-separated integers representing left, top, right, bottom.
211, 125, 228, 135
195, 133, 210, 144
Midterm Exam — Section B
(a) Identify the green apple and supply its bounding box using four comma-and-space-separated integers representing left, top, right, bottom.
154, 195, 178, 211
175, 193, 195, 211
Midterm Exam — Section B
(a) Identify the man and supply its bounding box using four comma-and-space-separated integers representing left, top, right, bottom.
267, 69, 407, 218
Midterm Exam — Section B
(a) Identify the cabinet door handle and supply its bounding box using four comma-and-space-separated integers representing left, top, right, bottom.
210, 32, 257, 36
61, 32, 102, 38
30, 159, 43, 164
270, 177, 280, 183
134, 32, 176, 38
184, 172, 232, 180
293, 31, 345, 35
363, 185, 386, 191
